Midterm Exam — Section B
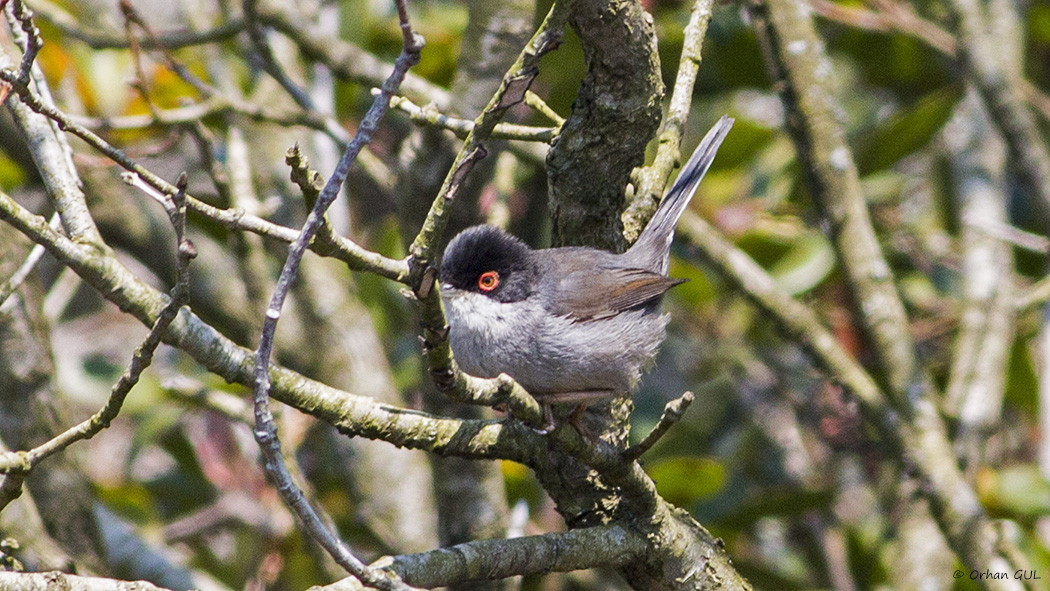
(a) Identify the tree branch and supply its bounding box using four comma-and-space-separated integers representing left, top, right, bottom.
943, 93, 1014, 444
547, 0, 663, 251
323, 525, 649, 590
945, 0, 1050, 232
622, 0, 716, 243
749, 0, 924, 409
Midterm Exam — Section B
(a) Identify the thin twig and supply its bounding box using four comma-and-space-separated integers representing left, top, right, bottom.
942, 95, 1014, 459
387, 93, 557, 142
945, 0, 1050, 229
115, 0, 216, 98
0, 69, 408, 279
243, 0, 315, 111
962, 212, 1050, 253
1017, 276, 1050, 312
249, 1, 424, 587
405, 0, 571, 264
524, 90, 564, 125
812, 0, 1050, 128
9, 0, 42, 84
119, 0, 162, 120
26, 0, 245, 49
253, 2, 451, 111
625, 392, 694, 461
622, 0, 716, 243
0, 212, 58, 313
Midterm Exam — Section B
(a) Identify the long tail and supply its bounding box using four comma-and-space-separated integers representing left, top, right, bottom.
627, 115, 734, 274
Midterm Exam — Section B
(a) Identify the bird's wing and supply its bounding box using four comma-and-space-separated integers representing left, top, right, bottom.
544, 265, 684, 322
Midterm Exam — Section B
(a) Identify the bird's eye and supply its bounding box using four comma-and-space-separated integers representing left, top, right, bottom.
478, 271, 499, 291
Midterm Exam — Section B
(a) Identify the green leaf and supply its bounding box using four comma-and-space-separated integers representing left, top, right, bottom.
769, 232, 836, 296
854, 86, 963, 175
646, 456, 727, 507
980, 465, 1050, 518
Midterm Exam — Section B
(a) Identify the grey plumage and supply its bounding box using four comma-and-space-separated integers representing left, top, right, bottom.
439, 116, 734, 399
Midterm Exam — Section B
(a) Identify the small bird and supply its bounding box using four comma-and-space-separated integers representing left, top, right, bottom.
439, 116, 733, 422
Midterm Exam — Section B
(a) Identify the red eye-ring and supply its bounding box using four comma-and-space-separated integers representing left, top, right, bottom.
478, 271, 500, 291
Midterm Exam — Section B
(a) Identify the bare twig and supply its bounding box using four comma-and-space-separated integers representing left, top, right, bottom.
26, 0, 244, 49
254, 1, 452, 111
943, 96, 1014, 439
249, 1, 424, 587
946, 0, 1050, 234
625, 392, 694, 460
115, 0, 215, 98
9, 0, 42, 84
0, 212, 58, 313
622, 0, 716, 243
406, 1, 570, 266
387, 93, 557, 142
162, 376, 255, 425
0, 69, 408, 278
962, 213, 1050, 254
811, 0, 957, 56
243, 0, 315, 110
524, 90, 564, 125
810, 0, 1050, 128
1017, 276, 1050, 312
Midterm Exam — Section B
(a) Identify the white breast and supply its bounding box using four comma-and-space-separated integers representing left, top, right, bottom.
441, 288, 668, 395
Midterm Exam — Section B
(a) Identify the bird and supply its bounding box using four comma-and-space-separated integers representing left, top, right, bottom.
438, 116, 733, 426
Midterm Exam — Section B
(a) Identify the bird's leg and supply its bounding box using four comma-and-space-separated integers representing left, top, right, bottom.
535, 390, 617, 405
567, 403, 596, 443
534, 390, 616, 440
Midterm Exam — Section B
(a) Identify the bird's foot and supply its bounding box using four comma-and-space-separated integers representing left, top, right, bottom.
530, 390, 616, 440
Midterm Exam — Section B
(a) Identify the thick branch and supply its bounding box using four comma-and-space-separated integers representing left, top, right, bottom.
0, 571, 173, 591
0, 39, 102, 247
362, 525, 647, 589
388, 94, 556, 144
547, 0, 663, 251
